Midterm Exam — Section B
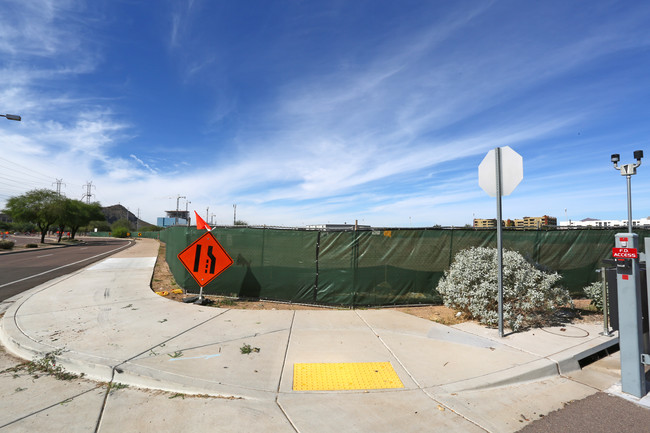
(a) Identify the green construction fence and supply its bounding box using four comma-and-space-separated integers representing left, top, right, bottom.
160, 226, 650, 307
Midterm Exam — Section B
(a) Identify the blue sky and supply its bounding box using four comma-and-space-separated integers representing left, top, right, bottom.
1, 0, 650, 227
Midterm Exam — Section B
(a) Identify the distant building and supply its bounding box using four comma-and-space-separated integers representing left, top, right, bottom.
306, 223, 371, 230
473, 218, 500, 228
559, 217, 650, 229
474, 215, 557, 229
157, 210, 190, 227
513, 215, 557, 229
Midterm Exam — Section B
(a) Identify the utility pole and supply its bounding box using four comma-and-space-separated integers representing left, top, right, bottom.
185, 199, 191, 227
82, 181, 95, 204
137, 208, 140, 230
52, 179, 66, 196
233, 204, 237, 225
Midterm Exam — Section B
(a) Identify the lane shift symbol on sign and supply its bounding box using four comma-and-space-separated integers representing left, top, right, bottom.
193, 244, 218, 274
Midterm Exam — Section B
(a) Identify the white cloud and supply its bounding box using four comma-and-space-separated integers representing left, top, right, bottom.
2, 2, 650, 227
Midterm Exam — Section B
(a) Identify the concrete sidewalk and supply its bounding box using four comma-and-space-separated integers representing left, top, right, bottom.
0, 238, 631, 432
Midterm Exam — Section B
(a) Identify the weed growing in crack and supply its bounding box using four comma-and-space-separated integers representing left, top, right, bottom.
107, 382, 129, 394
1, 351, 82, 381
240, 344, 260, 355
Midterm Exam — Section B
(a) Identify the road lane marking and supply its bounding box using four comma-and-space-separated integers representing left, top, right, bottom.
36, 254, 53, 258
0, 242, 132, 289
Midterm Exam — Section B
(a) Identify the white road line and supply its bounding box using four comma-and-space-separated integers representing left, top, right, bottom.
36, 254, 54, 258
0, 242, 132, 289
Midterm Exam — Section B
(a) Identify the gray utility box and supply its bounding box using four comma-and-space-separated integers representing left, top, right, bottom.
603, 260, 648, 333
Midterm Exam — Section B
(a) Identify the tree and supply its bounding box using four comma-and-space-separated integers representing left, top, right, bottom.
5, 189, 62, 243
64, 200, 105, 239
111, 218, 132, 231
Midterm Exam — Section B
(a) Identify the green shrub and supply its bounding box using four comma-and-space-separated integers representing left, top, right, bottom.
583, 281, 605, 312
26, 243, 38, 248
0, 240, 14, 250
437, 247, 571, 332
111, 227, 129, 238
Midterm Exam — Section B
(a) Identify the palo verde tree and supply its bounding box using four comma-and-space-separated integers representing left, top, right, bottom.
4, 189, 63, 243
55, 199, 105, 241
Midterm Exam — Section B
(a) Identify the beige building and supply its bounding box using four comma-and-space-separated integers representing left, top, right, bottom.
473, 218, 500, 228
513, 215, 557, 229
474, 216, 557, 229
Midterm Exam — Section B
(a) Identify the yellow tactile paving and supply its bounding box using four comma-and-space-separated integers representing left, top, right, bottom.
293, 362, 404, 391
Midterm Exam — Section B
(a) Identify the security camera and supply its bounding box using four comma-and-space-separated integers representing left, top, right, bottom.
634, 150, 644, 160
611, 154, 620, 164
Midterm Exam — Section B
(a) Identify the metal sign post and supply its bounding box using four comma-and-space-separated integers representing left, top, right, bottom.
610, 150, 649, 398
495, 148, 504, 338
479, 146, 523, 337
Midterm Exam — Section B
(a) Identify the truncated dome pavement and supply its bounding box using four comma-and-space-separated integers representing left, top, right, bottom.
293, 362, 405, 391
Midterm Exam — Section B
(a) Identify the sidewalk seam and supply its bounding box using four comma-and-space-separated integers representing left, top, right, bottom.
275, 310, 300, 433
354, 310, 421, 388
0, 384, 104, 430
356, 311, 490, 433
117, 309, 231, 366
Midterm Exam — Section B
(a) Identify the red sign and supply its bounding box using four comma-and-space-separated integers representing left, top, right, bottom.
612, 247, 638, 259
178, 232, 233, 287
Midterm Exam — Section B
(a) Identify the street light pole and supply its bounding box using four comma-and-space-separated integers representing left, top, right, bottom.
1, 114, 21, 121
612, 151, 642, 233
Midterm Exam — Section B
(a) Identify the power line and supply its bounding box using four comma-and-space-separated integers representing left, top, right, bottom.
0, 157, 57, 183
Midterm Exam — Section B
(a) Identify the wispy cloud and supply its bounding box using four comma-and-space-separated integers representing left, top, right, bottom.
2, 2, 650, 227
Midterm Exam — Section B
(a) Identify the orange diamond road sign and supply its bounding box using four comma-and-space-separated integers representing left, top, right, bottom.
177, 232, 233, 287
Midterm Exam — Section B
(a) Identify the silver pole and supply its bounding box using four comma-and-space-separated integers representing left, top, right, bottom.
627, 175, 633, 234
495, 147, 504, 337
601, 266, 610, 336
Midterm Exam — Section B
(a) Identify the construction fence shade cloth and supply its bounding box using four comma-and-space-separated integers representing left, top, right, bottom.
154, 227, 650, 307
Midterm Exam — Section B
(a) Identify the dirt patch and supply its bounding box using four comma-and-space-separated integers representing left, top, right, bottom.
150, 240, 602, 325
393, 305, 468, 325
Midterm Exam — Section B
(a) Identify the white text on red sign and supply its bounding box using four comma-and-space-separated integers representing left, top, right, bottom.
612, 247, 638, 259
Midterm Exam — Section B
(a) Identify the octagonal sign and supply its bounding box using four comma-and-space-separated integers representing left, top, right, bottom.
178, 231, 233, 287
478, 146, 523, 197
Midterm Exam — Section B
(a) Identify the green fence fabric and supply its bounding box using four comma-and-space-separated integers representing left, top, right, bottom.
162, 227, 318, 303
160, 226, 650, 307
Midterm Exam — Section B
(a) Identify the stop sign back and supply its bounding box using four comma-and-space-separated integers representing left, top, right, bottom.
478, 146, 523, 197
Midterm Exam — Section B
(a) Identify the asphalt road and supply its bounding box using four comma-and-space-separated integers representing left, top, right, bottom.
0, 237, 132, 302
519, 391, 650, 432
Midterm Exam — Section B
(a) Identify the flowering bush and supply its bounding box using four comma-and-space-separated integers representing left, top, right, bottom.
436, 247, 570, 331
583, 281, 605, 312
